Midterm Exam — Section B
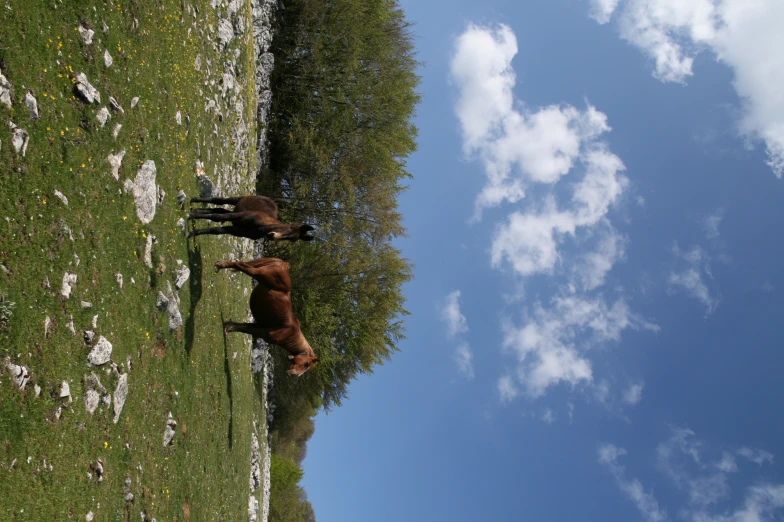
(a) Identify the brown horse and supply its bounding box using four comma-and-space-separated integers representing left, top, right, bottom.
216, 257, 319, 377
188, 195, 315, 242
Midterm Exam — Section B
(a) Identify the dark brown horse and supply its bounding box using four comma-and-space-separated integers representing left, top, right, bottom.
188, 195, 315, 242
217, 257, 319, 377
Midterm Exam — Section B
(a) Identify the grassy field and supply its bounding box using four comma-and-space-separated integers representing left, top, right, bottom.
0, 0, 268, 520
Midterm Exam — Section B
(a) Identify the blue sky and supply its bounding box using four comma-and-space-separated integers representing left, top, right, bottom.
301, 0, 784, 520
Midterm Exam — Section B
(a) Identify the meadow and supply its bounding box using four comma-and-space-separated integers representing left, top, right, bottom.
0, 0, 271, 520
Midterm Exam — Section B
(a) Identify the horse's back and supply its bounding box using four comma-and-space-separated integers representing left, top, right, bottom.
235, 196, 278, 218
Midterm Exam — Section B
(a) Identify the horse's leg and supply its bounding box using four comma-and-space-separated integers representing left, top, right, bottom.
189, 207, 231, 215
190, 196, 242, 205
187, 212, 243, 222
214, 259, 289, 291
223, 322, 276, 340
188, 226, 238, 238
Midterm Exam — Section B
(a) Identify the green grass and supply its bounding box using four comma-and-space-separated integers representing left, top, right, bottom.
0, 0, 267, 520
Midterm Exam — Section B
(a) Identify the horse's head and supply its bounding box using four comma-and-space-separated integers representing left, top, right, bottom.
287, 353, 320, 377
266, 224, 316, 242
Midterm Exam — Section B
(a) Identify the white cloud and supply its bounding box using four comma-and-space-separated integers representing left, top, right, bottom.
704, 209, 724, 239
738, 447, 774, 466
623, 382, 644, 405
598, 443, 667, 522
497, 375, 519, 402
442, 290, 469, 337
455, 343, 475, 380
590, 0, 621, 24
441, 291, 474, 379
669, 245, 720, 315
450, 24, 622, 217
575, 225, 627, 291
451, 24, 653, 404
503, 295, 658, 397
716, 452, 739, 473
542, 408, 556, 424
593, 0, 784, 177
606, 428, 784, 522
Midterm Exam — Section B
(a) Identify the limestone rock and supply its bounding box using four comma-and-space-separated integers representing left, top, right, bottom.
84, 389, 100, 414
87, 336, 113, 366
174, 265, 190, 290
132, 161, 157, 224
162, 412, 177, 447
61, 271, 77, 299
0, 71, 13, 109
24, 91, 39, 120
9, 122, 29, 156
96, 107, 110, 127
74, 73, 100, 104
108, 150, 125, 180
78, 25, 94, 45
112, 373, 128, 424
104, 49, 113, 68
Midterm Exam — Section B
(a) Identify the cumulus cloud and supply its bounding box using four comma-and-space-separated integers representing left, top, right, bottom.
598, 443, 667, 522
589, 0, 621, 24
669, 245, 720, 315
441, 291, 474, 379
451, 23, 651, 404
451, 24, 623, 217
592, 0, 784, 177
623, 382, 644, 405
502, 295, 658, 397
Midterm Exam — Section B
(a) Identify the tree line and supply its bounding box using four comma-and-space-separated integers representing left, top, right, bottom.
259, 0, 420, 520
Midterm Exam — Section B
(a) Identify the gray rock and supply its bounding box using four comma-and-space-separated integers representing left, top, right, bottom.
176, 189, 187, 206
24, 91, 39, 120
86, 511, 95, 522
34, 384, 41, 397
175, 110, 182, 125
143, 234, 157, 268
5, 359, 30, 390
162, 412, 177, 447
10, 122, 29, 156
102, 394, 111, 407
87, 336, 113, 366
66, 315, 75, 335
174, 265, 190, 290
0, 71, 13, 109
60, 381, 71, 401
195, 54, 202, 71
166, 282, 182, 331
112, 123, 122, 140
53, 189, 68, 206
156, 291, 169, 311
112, 373, 128, 424
74, 73, 100, 104
61, 271, 77, 299
176, 217, 186, 235
84, 330, 95, 346
104, 49, 113, 68
78, 25, 94, 45
109, 96, 124, 113
81, 301, 92, 309
130, 96, 139, 109
217, 19, 234, 47
96, 107, 110, 127
84, 389, 100, 414
157, 186, 166, 205
116, 273, 124, 289
133, 161, 157, 224
108, 150, 125, 180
